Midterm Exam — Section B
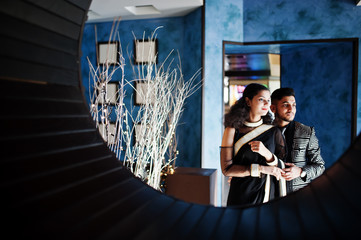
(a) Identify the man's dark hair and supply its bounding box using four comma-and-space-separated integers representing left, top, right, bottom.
271, 88, 295, 104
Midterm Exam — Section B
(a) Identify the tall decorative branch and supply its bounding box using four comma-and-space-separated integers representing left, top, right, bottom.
87, 21, 202, 191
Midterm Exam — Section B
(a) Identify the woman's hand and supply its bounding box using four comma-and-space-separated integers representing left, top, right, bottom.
259, 165, 285, 180
249, 141, 273, 161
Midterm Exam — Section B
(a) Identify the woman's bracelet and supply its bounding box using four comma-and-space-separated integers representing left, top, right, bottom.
251, 164, 261, 178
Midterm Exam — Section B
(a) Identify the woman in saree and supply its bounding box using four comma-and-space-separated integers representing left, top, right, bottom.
220, 83, 287, 206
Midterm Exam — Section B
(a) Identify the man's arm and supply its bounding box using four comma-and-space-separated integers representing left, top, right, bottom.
303, 127, 325, 182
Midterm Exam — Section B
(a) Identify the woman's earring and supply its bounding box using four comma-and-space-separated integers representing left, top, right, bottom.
245, 98, 250, 107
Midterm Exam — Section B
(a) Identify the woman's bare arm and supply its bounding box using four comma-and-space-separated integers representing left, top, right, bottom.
220, 127, 250, 177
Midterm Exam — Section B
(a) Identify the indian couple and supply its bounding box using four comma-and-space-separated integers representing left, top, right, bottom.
220, 83, 325, 206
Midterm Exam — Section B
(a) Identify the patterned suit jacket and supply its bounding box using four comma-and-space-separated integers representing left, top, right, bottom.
283, 121, 325, 192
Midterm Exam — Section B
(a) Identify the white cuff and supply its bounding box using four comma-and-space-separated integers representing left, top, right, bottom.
251, 164, 261, 177
266, 154, 278, 166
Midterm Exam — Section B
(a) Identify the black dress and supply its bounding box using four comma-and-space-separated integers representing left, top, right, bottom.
227, 125, 285, 207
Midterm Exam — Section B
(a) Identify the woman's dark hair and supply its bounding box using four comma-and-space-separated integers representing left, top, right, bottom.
224, 83, 273, 128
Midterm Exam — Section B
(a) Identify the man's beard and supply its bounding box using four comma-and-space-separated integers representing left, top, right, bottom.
275, 112, 293, 123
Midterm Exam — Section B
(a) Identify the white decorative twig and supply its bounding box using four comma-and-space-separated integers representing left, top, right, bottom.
88, 21, 202, 191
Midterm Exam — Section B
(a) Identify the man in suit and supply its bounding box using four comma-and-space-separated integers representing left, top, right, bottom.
270, 88, 325, 193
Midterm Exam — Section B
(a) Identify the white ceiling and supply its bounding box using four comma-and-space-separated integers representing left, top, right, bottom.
87, 0, 203, 22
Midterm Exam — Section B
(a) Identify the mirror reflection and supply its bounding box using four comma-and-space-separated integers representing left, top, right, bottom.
83, 1, 356, 207
221, 40, 356, 206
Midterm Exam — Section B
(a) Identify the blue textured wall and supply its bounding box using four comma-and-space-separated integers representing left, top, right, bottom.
281, 42, 353, 168
177, 9, 203, 167
80, 9, 202, 168
243, 0, 361, 134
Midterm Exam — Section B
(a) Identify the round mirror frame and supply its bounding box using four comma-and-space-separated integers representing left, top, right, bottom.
1, 1, 361, 239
